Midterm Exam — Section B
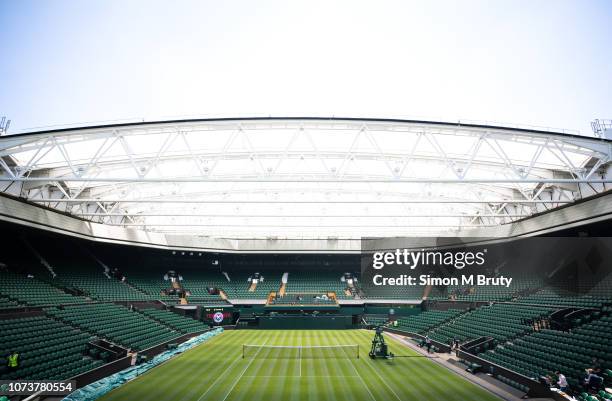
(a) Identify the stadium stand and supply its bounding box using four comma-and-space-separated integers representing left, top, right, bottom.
394, 308, 464, 334
268, 293, 337, 306
1, 230, 611, 397
480, 314, 612, 389
360, 282, 427, 300
137, 307, 210, 333
0, 272, 87, 306
0, 295, 19, 310
52, 272, 151, 302
0, 115, 610, 401
285, 272, 353, 299
517, 288, 610, 309
226, 271, 282, 299
124, 272, 181, 303
362, 314, 389, 326
126, 268, 230, 304
430, 277, 544, 302
0, 315, 101, 380
426, 303, 554, 344
46, 303, 181, 351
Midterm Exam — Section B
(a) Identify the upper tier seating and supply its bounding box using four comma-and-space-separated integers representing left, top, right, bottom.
0, 315, 101, 380
54, 272, 151, 302
125, 272, 181, 302
517, 288, 610, 309
0, 272, 87, 307
34, 240, 153, 302
126, 269, 230, 304
427, 304, 554, 344
285, 272, 353, 299
429, 277, 543, 302
360, 282, 427, 300
226, 271, 282, 299
125, 269, 226, 304
394, 309, 464, 334
46, 303, 181, 351
138, 307, 210, 333
514, 276, 612, 308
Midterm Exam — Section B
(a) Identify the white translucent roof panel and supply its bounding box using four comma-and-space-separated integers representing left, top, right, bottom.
0, 117, 610, 239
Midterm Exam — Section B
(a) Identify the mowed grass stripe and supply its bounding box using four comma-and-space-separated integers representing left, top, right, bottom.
101, 330, 243, 401
157, 331, 260, 401
303, 331, 321, 401
191, 331, 261, 401
317, 330, 348, 401
221, 330, 286, 401
220, 331, 275, 401
352, 330, 431, 401
349, 330, 428, 401
338, 330, 388, 401
353, 330, 498, 401
383, 331, 495, 401
326, 330, 375, 401
354, 330, 470, 401
215, 333, 279, 401
98, 330, 502, 401
191, 330, 267, 401
361, 330, 456, 400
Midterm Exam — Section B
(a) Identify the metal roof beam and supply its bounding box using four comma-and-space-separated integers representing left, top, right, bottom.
1, 177, 609, 183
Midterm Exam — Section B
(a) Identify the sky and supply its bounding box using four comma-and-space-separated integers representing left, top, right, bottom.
0, 0, 610, 135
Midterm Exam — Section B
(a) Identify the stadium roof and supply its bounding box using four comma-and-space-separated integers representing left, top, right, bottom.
0, 117, 610, 239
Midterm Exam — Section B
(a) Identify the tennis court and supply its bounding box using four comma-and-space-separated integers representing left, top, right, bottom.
99, 329, 501, 401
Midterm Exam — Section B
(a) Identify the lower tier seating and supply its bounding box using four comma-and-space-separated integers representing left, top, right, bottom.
362, 314, 388, 326
269, 293, 337, 306
0, 315, 101, 380
0, 295, 20, 309
480, 315, 612, 389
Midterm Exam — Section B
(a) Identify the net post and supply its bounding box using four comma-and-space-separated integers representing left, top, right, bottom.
357, 345, 359, 359
242, 344, 244, 359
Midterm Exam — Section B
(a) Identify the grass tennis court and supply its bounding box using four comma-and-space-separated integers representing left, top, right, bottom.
99, 330, 501, 401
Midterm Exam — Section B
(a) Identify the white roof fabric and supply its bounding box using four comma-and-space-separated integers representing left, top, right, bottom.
0, 117, 610, 239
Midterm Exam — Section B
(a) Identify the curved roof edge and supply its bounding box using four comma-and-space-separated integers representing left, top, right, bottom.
6, 116, 611, 144
1, 190, 611, 253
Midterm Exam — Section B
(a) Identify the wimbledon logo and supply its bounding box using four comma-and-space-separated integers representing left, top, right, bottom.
213, 312, 224, 323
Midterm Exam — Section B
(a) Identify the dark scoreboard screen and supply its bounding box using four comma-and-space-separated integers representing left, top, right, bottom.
203, 307, 233, 325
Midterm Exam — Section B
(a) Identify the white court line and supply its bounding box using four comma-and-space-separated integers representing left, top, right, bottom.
242, 375, 360, 378
195, 353, 244, 401
220, 339, 269, 401
333, 335, 378, 401
358, 331, 403, 401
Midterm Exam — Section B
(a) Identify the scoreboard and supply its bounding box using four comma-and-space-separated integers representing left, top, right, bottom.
202, 307, 233, 325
